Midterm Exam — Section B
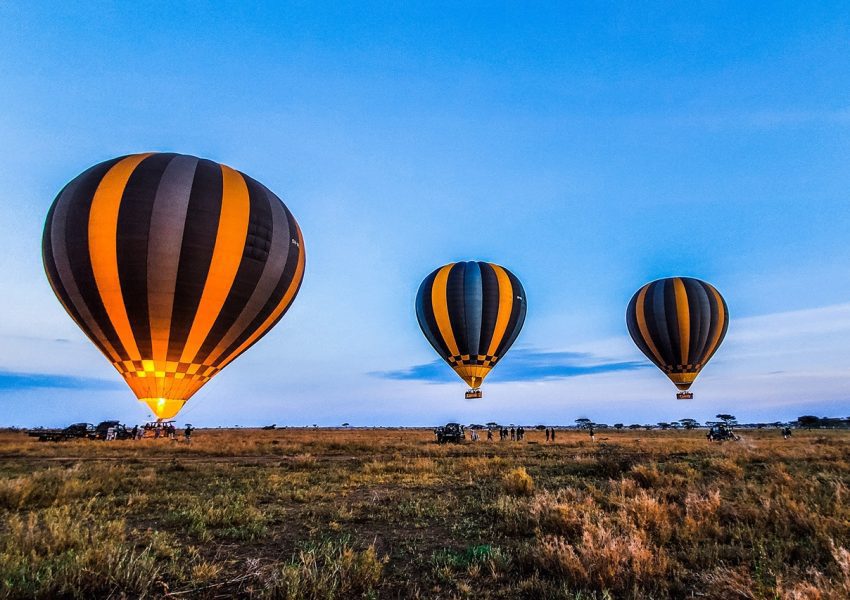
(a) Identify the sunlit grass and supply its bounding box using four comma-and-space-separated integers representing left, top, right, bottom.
0, 427, 848, 598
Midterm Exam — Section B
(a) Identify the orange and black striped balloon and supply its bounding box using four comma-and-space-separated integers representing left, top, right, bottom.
42, 153, 305, 419
416, 261, 526, 389
626, 277, 728, 392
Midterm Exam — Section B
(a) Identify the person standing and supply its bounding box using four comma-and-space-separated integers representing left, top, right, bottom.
184, 424, 194, 443
589, 425, 595, 442
551, 428, 556, 442
487, 428, 493, 441
545, 427, 550, 442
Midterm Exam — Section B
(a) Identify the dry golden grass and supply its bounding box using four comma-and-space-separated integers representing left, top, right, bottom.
502, 466, 535, 496
0, 427, 848, 598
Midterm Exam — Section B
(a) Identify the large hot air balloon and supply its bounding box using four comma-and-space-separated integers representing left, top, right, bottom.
42, 153, 305, 419
415, 261, 526, 399
626, 277, 728, 399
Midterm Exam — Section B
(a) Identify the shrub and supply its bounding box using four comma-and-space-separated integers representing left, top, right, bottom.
624, 490, 675, 544
503, 467, 535, 496
492, 494, 534, 534
264, 539, 385, 599
0, 504, 163, 599
527, 491, 588, 539
532, 523, 669, 594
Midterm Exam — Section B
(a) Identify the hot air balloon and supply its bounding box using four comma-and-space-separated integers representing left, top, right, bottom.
415, 261, 526, 399
626, 277, 728, 399
42, 153, 305, 420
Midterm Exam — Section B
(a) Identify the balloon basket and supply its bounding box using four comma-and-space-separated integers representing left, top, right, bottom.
676, 392, 694, 400
465, 389, 483, 399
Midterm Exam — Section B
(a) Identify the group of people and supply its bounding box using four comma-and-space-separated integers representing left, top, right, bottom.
146, 422, 178, 439
119, 423, 194, 442
463, 425, 565, 442
496, 426, 525, 441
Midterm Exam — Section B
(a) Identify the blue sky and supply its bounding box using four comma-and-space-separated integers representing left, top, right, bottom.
1, 2, 849, 426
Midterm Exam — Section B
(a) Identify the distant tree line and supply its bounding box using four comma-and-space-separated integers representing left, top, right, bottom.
501, 414, 850, 431
795, 415, 850, 429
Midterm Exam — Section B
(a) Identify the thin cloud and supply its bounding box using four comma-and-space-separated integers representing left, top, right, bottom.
656, 107, 850, 130
373, 348, 648, 383
0, 371, 123, 392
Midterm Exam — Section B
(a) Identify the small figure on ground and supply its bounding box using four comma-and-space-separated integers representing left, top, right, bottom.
545, 427, 550, 442
589, 425, 595, 442
487, 428, 493, 441
551, 427, 556, 442
782, 426, 792, 439
131, 424, 139, 440
510, 427, 516, 441
184, 424, 194, 443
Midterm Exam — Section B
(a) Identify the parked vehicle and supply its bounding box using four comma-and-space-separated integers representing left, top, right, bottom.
707, 423, 740, 442
434, 423, 465, 444
94, 420, 133, 440
27, 422, 96, 442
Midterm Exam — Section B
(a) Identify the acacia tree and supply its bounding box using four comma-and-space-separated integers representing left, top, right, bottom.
716, 414, 737, 428
575, 418, 592, 429
680, 418, 700, 430
796, 415, 821, 429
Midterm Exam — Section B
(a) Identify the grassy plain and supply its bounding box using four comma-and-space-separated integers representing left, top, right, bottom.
0, 427, 848, 599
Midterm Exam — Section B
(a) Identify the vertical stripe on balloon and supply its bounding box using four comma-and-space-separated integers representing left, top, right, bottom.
88, 153, 153, 362
179, 165, 250, 364
147, 154, 197, 368
431, 264, 461, 358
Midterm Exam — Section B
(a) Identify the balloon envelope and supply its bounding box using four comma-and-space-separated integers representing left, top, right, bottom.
42, 153, 305, 419
626, 277, 728, 391
415, 261, 526, 389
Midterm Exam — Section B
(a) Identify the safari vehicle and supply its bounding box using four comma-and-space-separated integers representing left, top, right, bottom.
434, 422, 466, 444
28, 422, 96, 442
707, 423, 740, 442
94, 420, 133, 440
